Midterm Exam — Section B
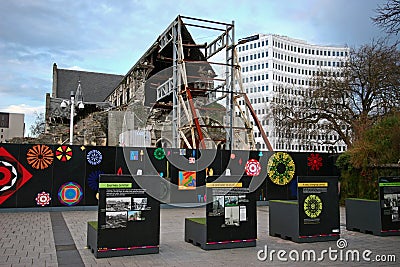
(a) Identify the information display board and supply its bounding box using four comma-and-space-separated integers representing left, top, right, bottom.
379, 176, 400, 232
206, 175, 257, 244
184, 174, 257, 250
94, 174, 160, 257
297, 176, 340, 239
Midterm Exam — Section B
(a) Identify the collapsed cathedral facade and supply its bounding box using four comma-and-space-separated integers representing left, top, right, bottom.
45, 16, 270, 150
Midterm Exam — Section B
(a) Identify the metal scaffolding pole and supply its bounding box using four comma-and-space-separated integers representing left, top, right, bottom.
172, 20, 179, 148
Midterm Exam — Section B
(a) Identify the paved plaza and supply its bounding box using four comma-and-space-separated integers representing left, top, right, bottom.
0, 206, 399, 266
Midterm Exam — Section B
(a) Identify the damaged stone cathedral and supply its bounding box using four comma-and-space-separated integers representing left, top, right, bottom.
43, 15, 270, 150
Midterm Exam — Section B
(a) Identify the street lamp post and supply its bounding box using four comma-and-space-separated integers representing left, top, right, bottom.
61, 81, 84, 145
69, 90, 75, 145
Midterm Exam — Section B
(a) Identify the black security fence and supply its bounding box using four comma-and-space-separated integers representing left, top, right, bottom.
0, 143, 339, 208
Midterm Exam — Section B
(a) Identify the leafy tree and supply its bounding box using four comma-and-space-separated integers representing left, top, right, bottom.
30, 111, 45, 137
337, 112, 400, 200
349, 112, 400, 168
270, 39, 400, 149
372, 0, 400, 35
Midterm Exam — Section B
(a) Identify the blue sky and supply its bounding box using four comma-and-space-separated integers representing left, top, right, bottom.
0, 0, 392, 136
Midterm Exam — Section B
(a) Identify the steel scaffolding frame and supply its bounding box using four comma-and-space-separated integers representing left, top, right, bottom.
155, 15, 272, 151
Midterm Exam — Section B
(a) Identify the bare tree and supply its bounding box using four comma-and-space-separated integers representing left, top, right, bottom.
30, 111, 45, 137
270, 40, 400, 149
372, 0, 400, 35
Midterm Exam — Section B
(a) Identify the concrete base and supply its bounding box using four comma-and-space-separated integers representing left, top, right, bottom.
345, 198, 400, 236
86, 222, 159, 258
184, 218, 256, 250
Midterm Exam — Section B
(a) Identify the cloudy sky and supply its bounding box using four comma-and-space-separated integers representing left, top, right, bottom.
0, 0, 393, 135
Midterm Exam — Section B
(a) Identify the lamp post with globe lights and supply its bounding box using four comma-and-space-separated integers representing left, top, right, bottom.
60, 81, 84, 145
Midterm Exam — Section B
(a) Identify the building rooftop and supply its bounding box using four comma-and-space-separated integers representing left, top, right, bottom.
53, 63, 124, 102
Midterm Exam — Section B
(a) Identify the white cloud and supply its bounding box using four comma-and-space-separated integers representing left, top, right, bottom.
66, 65, 90, 71
1, 104, 44, 116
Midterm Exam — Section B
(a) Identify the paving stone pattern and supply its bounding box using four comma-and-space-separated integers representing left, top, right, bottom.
0, 212, 57, 267
0, 207, 399, 266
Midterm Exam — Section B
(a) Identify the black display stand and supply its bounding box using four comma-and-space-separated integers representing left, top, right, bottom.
87, 174, 160, 258
345, 199, 384, 235
269, 176, 340, 243
345, 177, 400, 236
185, 175, 257, 250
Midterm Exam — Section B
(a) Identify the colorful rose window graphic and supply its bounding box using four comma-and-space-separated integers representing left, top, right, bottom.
55, 146, 73, 162
0, 147, 33, 205
267, 152, 295, 185
307, 153, 323, 171
26, 144, 54, 170
58, 182, 83, 206
86, 150, 102, 165
304, 194, 323, 218
245, 159, 261, 176
36, 191, 51, 206
154, 148, 165, 160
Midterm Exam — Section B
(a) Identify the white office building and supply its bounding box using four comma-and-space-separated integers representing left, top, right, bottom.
236, 34, 349, 152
